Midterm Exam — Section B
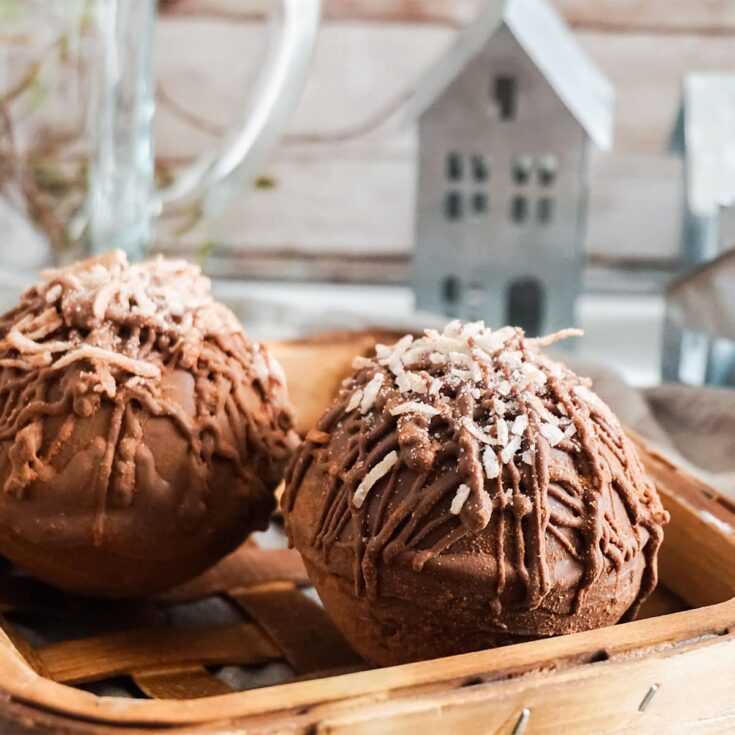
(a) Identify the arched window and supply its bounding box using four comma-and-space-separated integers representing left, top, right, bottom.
442, 275, 462, 307
506, 278, 544, 337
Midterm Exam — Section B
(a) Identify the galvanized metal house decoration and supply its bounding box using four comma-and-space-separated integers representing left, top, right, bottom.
670, 73, 735, 267
662, 248, 735, 387
411, 0, 614, 337
663, 74, 735, 384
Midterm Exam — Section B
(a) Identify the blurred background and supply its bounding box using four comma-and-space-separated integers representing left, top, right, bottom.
1, 0, 735, 388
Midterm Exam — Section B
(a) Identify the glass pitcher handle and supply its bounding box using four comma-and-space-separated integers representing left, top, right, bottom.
153, 0, 321, 215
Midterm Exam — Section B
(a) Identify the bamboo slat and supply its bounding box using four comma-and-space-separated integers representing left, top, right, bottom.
35, 623, 281, 685
230, 582, 363, 675
133, 666, 234, 700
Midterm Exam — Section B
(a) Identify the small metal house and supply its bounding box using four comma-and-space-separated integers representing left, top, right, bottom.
410, 0, 613, 337
670, 73, 735, 266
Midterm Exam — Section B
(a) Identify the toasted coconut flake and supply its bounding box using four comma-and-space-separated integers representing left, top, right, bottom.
353, 450, 398, 508
496, 418, 509, 447
380, 334, 412, 363
483, 447, 500, 479
360, 372, 384, 413
511, 414, 528, 436
529, 328, 583, 347
45, 284, 63, 303
406, 372, 428, 394
526, 394, 560, 426
390, 401, 440, 418
500, 435, 522, 463
375, 343, 391, 360
345, 388, 363, 413
540, 422, 565, 447
450, 483, 471, 515
462, 417, 496, 445
352, 355, 375, 370
396, 373, 411, 393
499, 350, 522, 369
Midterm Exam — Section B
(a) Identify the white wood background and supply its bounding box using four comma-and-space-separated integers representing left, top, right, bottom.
153, 0, 735, 282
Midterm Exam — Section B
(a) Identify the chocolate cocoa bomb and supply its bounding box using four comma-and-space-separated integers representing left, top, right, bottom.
0, 252, 298, 596
283, 322, 669, 666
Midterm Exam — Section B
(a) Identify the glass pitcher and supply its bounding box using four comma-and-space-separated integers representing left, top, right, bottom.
0, 0, 320, 262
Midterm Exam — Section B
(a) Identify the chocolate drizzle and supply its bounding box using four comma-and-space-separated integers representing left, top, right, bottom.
0, 251, 296, 555
284, 321, 669, 622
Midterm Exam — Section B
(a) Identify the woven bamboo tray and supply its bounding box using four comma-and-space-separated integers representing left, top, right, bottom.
1, 331, 734, 734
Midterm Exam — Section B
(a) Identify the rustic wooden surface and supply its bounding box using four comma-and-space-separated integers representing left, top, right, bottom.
0, 331, 733, 733
151, 0, 735, 282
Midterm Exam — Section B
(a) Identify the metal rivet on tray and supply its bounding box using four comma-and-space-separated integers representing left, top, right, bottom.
511, 708, 531, 734
638, 683, 660, 712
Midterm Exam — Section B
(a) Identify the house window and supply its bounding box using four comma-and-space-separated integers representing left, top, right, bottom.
512, 155, 533, 185
510, 195, 528, 223
506, 278, 544, 337
472, 155, 489, 182
445, 191, 462, 221
537, 197, 554, 225
442, 275, 462, 306
446, 152, 463, 181
537, 154, 558, 187
473, 192, 488, 214
493, 76, 517, 120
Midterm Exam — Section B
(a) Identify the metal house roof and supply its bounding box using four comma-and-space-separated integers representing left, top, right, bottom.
407, 0, 614, 150
670, 73, 735, 218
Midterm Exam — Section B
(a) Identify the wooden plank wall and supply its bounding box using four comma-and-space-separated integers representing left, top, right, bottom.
154, 0, 735, 282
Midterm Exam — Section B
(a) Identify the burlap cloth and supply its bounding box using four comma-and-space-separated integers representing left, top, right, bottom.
570, 358, 735, 500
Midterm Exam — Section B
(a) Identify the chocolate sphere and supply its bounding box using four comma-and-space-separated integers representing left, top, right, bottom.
283, 322, 669, 666
0, 252, 297, 596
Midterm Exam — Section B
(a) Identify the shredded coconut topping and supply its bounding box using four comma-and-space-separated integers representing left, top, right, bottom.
0, 250, 242, 382
511, 414, 528, 436
353, 450, 398, 508
360, 373, 384, 414
450, 484, 471, 514
36, 250, 240, 337
483, 447, 500, 479
341, 320, 591, 474
540, 423, 565, 447
345, 388, 363, 413
390, 401, 440, 418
